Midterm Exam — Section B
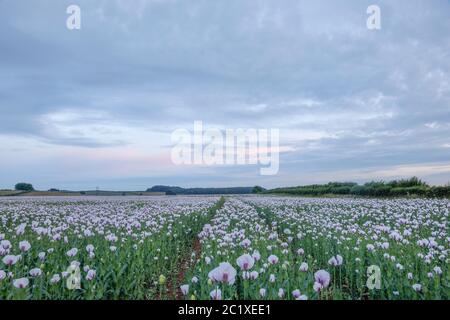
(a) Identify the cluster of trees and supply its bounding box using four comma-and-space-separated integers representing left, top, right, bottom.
14, 183, 34, 191
147, 185, 254, 195
252, 186, 266, 194
266, 177, 450, 198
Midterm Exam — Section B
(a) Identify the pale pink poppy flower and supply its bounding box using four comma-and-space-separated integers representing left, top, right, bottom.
268, 255, 279, 265
210, 288, 222, 300
205, 256, 211, 265
86, 244, 95, 253
29, 268, 42, 277
16, 223, 26, 236
191, 276, 199, 284
241, 239, 251, 248
269, 274, 276, 283
412, 284, 422, 292
278, 288, 285, 298
297, 295, 308, 300
314, 270, 331, 292
70, 261, 80, 268
236, 254, 255, 271
180, 284, 189, 295
13, 277, 29, 289
313, 282, 322, 292
249, 271, 259, 280
66, 248, 78, 257
407, 273, 413, 280
329, 255, 343, 266
328, 257, 338, 266
19, 241, 31, 252
1, 240, 11, 250
50, 274, 61, 284
292, 289, 301, 299
259, 288, 266, 297
105, 234, 118, 242
38, 252, 46, 261
297, 248, 305, 256
252, 250, 261, 261
2, 255, 19, 266
299, 262, 308, 272
0, 270, 6, 281
208, 262, 237, 285
86, 269, 96, 281
433, 266, 443, 275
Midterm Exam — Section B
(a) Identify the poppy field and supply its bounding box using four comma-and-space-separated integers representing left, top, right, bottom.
0, 196, 448, 300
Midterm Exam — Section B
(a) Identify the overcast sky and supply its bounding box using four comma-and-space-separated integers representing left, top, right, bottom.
1, 0, 449, 190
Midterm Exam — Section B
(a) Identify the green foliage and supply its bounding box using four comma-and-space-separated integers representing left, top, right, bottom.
427, 186, 450, 198
252, 186, 265, 194
14, 182, 34, 191
388, 176, 428, 188
266, 178, 449, 198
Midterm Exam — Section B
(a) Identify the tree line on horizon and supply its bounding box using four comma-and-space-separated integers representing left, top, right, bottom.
147, 185, 254, 195
259, 177, 450, 198
8, 177, 450, 198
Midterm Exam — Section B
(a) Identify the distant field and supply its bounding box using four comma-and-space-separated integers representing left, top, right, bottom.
80, 191, 165, 196
0, 190, 25, 196
0, 190, 165, 197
